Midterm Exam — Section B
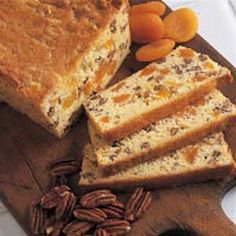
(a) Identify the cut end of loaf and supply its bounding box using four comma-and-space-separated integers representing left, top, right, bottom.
0, 0, 131, 138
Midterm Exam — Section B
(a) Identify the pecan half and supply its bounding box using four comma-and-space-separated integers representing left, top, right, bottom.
63, 220, 93, 236
46, 222, 63, 236
183, 58, 192, 65
170, 127, 179, 136
97, 219, 131, 235
156, 57, 166, 64
101, 201, 125, 219
199, 54, 208, 61
30, 202, 45, 235
55, 191, 77, 222
135, 191, 152, 219
41, 185, 70, 209
141, 142, 150, 150
172, 65, 182, 74
94, 228, 108, 236
80, 189, 117, 208
124, 187, 152, 221
110, 201, 125, 209
50, 158, 78, 176
43, 214, 56, 230
73, 208, 107, 223
51, 175, 68, 187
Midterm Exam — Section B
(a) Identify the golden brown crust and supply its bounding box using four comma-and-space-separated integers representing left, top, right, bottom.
0, 0, 124, 102
92, 73, 233, 142
96, 115, 236, 175
79, 163, 235, 192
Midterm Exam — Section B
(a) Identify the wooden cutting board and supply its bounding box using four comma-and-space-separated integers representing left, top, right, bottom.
0, 1, 236, 235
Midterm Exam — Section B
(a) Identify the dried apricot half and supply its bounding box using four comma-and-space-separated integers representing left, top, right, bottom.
135, 39, 175, 62
129, 13, 165, 43
129, 1, 166, 16
163, 8, 198, 43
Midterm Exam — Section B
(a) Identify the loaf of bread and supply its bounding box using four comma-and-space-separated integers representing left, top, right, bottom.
89, 90, 236, 174
84, 46, 233, 141
0, 0, 130, 138
79, 133, 235, 191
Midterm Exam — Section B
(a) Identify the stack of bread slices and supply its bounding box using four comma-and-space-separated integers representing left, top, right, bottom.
79, 46, 236, 191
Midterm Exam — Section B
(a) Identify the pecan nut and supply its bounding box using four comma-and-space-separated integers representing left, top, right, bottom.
51, 175, 68, 188
170, 127, 179, 136
50, 158, 78, 176
124, 187, 152, 221
63, 220, 93, 236
94, 228, 108, 236
73, 208, 107, 223
80, 189, 116, 208
101, 201, 125, 219
41, 185, 70, 209
30, 202, 45, 235
55, 191, 77, 222
135, 191, 152, 219
110, 200, 125, 209
46, 222, 63, 236
63, 192, 77, 224
97, 219, 131, 235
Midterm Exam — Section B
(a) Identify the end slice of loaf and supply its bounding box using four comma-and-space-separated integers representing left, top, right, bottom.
0, 0, 130, 138
79, 133, 235, 191
89, 90, 236, 174
84, 46, 233, 141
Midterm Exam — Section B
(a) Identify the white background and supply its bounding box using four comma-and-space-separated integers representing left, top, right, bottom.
0, 0, 236, 235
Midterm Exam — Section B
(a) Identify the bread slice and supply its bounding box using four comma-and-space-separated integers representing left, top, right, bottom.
0, 0, 130, 138
89, 90, 236, 174
79, 133, 235, 191
84, 46, 233, 142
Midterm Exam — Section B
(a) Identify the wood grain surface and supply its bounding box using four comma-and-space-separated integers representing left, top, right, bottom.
0, 1, 236, 235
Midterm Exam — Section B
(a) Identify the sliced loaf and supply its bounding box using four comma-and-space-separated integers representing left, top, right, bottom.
0, 0, 130, 138
89, 90, 236, 174
84, 46, 233, 141
79, 133, 235, 191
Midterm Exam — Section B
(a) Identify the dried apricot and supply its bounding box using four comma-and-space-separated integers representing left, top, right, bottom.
156, 88, 171, 98
179, 48, 194, 58
203, 61, 215, 70
104, 38, 113, 50
129, 14, 165, 43
163, 8, 198, 43
135, 39, 175, 62
140, 65, 156, 76
193, 75, 205, 82
160, 68, 170, 75
183, 147, 198, 164
111, 81, 126, 92
112, 94, 131, 103
107, 61, 117, 76
100, 116, 110, 123
94, 62, 107, 85
83, 80, 94, 95
62, 91, 77, 110
129, 1, 166, 16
